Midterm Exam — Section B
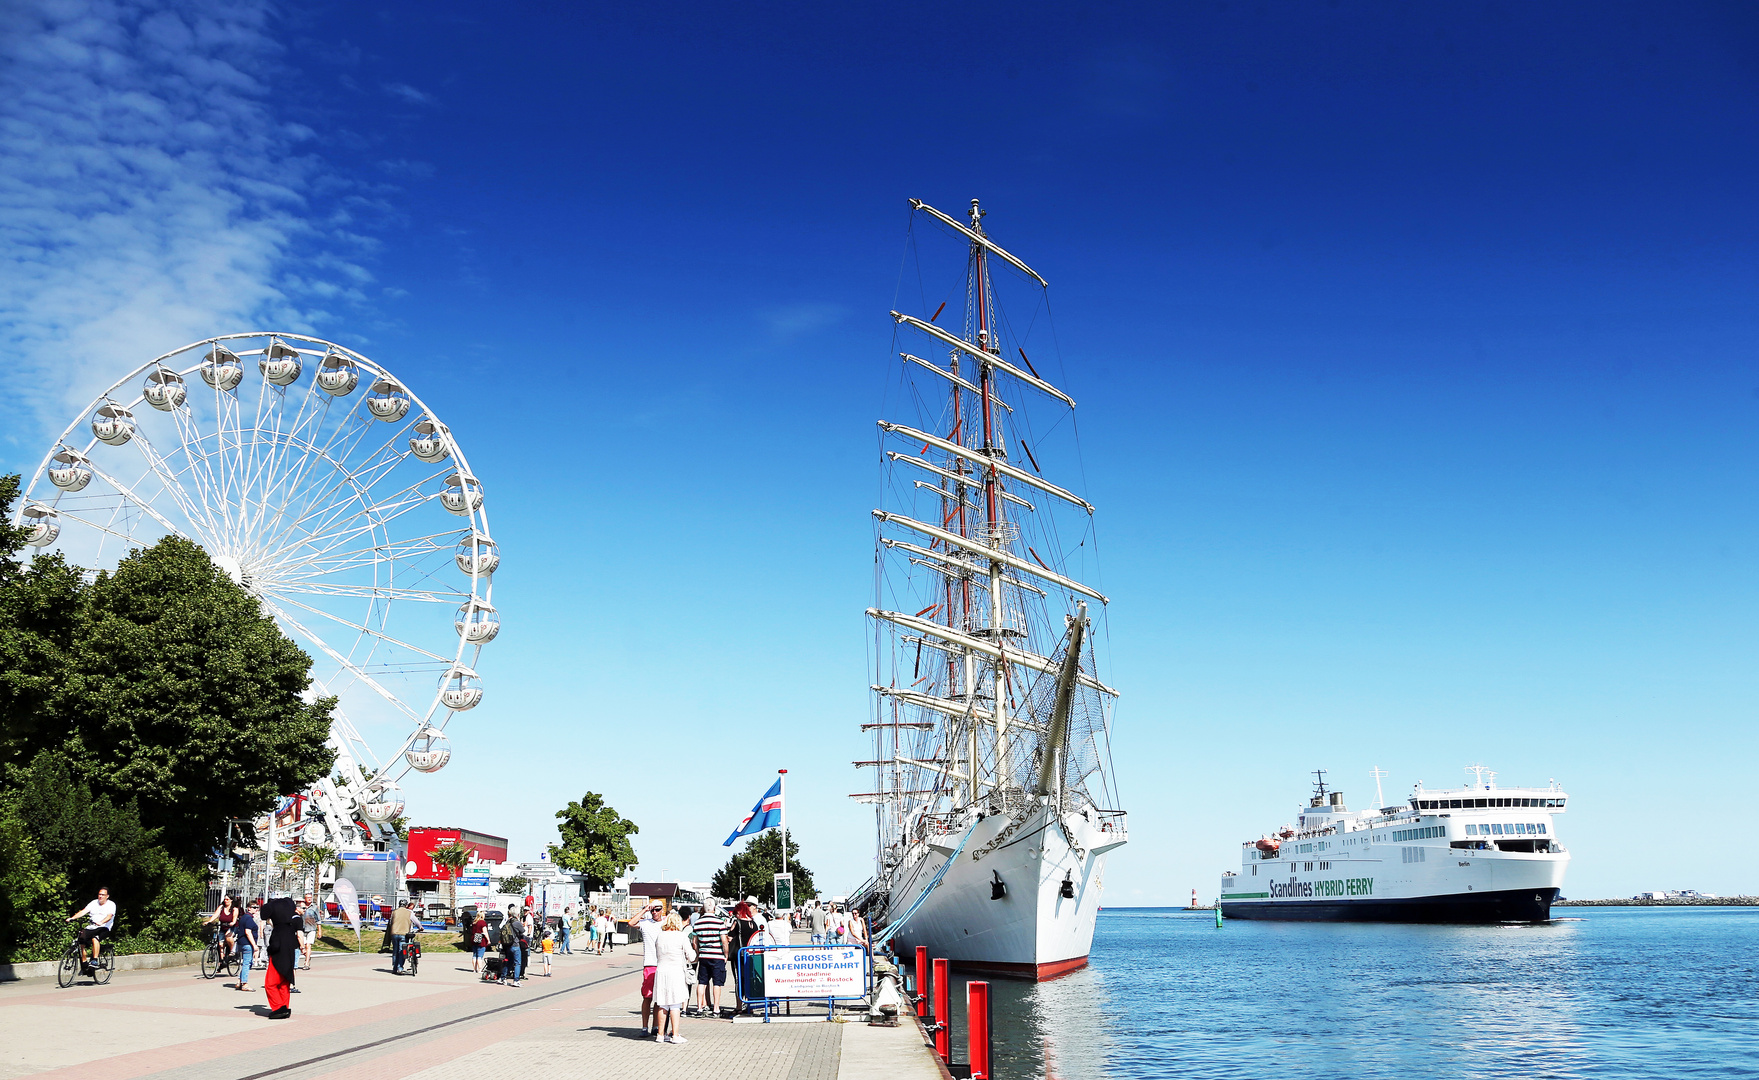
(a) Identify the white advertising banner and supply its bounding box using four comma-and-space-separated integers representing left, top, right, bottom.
759, 945, 868, 999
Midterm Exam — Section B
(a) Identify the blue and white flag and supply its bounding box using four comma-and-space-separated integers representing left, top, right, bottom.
724, 778, 783, 846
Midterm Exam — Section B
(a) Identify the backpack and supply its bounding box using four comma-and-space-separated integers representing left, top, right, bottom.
499, 920, 516, 948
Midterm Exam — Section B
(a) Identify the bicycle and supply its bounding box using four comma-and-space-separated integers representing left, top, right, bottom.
58, 934, 114, 988
200, 926, 238, 981
402, 935, 421, 976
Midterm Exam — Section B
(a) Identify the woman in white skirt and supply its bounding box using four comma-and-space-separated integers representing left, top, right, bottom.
651, 912, 697, 1043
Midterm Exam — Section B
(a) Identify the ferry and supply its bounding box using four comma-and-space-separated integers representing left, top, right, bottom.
1220, 768, 1569, 922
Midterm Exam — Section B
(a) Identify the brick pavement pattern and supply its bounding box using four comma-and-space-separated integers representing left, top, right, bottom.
0, 933, 940, 1080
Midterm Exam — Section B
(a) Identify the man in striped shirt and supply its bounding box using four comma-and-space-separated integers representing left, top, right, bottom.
689, 900, 732, 1018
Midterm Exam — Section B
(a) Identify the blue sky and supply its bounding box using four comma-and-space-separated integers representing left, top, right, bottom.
2, 1, 1757, 903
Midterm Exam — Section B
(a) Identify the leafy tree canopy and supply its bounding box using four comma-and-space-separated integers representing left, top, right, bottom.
711, 829, 816, 905
0, 476, 336, 865
548, 792, 638, 893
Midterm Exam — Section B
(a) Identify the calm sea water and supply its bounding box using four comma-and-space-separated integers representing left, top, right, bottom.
939, 906, 1759, 1080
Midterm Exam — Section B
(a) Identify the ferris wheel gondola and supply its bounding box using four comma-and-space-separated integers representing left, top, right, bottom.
12, 332, 500, 850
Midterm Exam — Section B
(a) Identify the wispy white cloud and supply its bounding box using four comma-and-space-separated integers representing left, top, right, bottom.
762, 302, 848, 341
382, 81, 433, 106
0, 0, 373, 452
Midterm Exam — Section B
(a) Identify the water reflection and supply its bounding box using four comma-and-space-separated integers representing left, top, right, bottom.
933, 907, 1759, 1080
946, 960, 1116, 1080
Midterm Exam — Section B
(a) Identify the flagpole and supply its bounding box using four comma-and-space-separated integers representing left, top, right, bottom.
778, 769, 787, 876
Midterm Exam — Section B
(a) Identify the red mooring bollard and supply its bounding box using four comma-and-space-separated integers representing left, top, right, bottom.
933, 958, 951, 1062
915, 946, 929, 1017
968, 981, 991, 1080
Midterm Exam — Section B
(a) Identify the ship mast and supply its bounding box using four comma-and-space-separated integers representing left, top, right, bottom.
866, 197, 1118, 862
969, 198, 1013, 795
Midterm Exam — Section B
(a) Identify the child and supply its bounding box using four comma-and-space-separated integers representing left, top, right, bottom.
539, 923, 555, 976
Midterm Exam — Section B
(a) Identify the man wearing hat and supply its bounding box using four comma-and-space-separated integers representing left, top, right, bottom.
632, 902, 664, 1036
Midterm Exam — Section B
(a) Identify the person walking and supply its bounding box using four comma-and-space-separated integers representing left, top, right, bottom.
559, 905, 573, 954
388, 899, 416, 975
260, 895, 301, 1018
690, 899, 731, 1018
632, 902, 663, 1036
519, 908, 536, 979
597, 908, 613, 954
537, 922, 555, 976
498, 903, 523, 987
299, 893, 320, 970
234, 901, 261, 992
808, 900, 826, 945
470, 911, 489, 974
652, 912, 696, 1043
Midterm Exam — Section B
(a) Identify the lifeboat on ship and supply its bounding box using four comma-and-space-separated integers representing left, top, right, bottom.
1255, 837, 1281, 855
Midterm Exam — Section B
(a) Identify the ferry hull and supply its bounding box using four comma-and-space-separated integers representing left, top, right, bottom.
1221, 886, 1559, 923
882, 802, 1122, 981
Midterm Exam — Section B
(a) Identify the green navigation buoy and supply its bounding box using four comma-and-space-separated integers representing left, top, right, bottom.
1215, 904, 1224, 928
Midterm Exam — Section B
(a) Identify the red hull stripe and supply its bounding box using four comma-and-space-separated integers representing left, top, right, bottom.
942, 955, 1089, 982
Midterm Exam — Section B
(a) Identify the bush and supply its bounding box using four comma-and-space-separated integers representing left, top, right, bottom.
0, 815, 70, 963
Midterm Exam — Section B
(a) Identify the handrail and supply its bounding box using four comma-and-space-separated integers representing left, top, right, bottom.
872, 820, 977, 948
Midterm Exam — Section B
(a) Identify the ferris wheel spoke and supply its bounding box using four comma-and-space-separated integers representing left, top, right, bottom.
170, 396, 234, 548
255, 389, 342, 550
128, 427, 221, 542
273, 479, 439, 570
285, 545, 460, 584
273, 594, 459, 665
274, 583, 467, 603
257, 540, 446, 586
258, 599, 424, 724
246, 431, 420, 569
77, 454, 192, 541
260, 436, 423, 554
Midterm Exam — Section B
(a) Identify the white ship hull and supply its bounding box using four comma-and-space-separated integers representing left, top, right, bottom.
1221, 846, 1569, 921
1221, 775, 1571, 923
882, 803, 1124, 979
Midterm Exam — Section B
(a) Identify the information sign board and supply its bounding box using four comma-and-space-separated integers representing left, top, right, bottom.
773, 872, 794, 912
757, 944, 867, 1000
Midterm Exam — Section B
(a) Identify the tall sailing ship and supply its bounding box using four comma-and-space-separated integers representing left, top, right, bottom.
855, 198, 1126, 979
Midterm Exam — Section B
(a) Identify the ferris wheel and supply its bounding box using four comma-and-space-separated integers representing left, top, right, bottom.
11, 332, 500, 849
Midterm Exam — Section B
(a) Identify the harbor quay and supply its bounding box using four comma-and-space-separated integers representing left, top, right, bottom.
0, 932, 945, 1080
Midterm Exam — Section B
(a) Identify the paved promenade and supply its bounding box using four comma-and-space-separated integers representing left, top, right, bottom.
0, 938, 939, 1080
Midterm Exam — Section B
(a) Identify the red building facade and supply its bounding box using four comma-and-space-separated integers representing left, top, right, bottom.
406, 826, 509, 885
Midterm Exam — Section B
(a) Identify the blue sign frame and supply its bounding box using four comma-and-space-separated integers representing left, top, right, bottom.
737, 943, 872, 1022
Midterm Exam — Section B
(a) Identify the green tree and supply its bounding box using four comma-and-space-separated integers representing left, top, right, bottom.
0, 813, 68, 962
500, 875, 531, 897
711, 830, 816, 905
60, 536, 337, 863
547, 792, 638, 893
1, 750, 203, 953
0, 476, 82, 771
0, 480, 337, 866
290, 843, 341, 900
430, 841, 472, 917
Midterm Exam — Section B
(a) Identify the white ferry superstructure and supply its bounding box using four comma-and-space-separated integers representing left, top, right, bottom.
1220, 768, 1570, 922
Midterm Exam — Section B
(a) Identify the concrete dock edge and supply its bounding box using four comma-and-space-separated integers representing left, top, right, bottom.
836, 1009, 955, 1080
0, 948, 203, 983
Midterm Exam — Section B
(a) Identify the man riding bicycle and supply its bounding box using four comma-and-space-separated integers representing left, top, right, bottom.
66, 887, 116, 969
